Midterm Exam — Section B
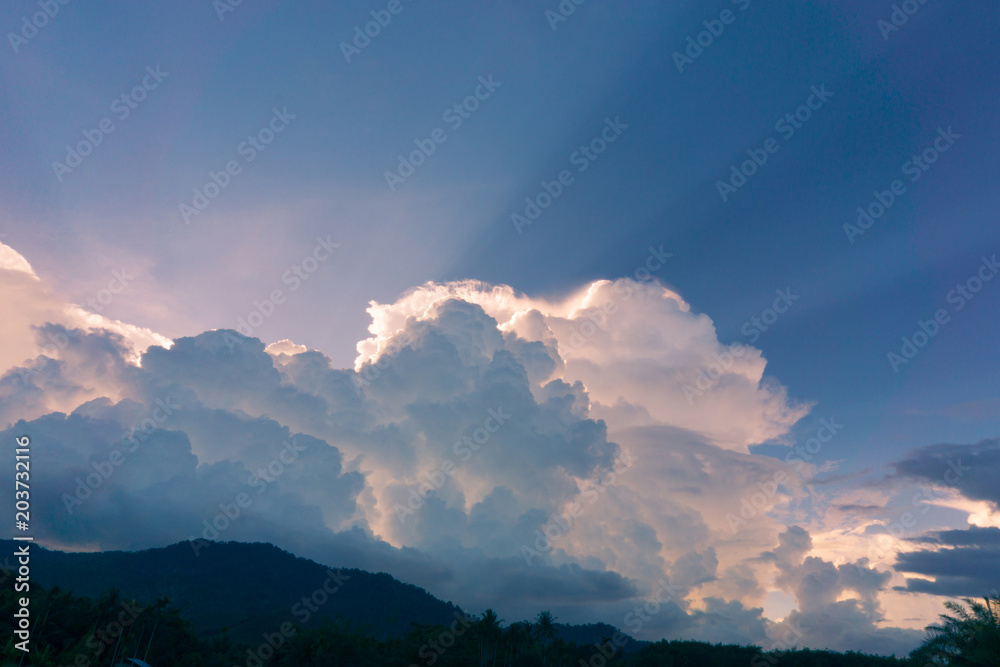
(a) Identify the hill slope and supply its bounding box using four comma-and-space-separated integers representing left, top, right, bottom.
9, 539, 464, 643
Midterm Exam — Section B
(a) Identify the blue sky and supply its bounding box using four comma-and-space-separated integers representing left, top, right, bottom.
2, 0, 999, 653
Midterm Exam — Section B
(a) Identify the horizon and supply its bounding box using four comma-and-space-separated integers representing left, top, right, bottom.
2, 0, 999, 661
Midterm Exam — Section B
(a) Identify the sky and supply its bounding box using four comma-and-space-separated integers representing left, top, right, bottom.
1, 0, 999, 656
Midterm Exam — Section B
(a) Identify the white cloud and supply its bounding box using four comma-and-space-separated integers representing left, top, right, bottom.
0, 262, 941, 652
358, 278, 810, 452
0, 241, 170, 395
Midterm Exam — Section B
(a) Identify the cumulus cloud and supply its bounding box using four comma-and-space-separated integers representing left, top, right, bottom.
6, 263, 934, 650
758, 527, 923, 656
0, 241, 169, 416
357, 279, 810, 452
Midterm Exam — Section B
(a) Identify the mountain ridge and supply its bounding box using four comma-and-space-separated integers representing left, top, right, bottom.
5, 538, 466, 644
3, 538, 642, 650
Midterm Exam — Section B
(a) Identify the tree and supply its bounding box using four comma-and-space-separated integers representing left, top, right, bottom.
478, 609, 502, 667
915, 593, 1000, 665
503, 621, 531, 666
535, 611, 556, 667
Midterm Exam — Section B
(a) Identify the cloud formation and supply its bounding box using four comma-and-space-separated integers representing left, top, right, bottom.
895, 527, 1000, 597
0, 262, 974, 653
0, 242, 169, 422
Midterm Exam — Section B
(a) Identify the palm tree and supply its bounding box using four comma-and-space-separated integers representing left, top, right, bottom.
478, 609, 502, 667
915, 593, 1000, 665
503, 621, 531, 666
534, 611, 556, 667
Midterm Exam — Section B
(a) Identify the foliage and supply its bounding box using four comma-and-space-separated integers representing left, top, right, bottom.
21, 546, 1000, 667
13, 539, 465, 645
911, 594, 1000, 666
0, 575, 919, 667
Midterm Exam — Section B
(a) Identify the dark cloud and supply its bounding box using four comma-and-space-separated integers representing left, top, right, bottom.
906, 526, 1000, 546
670, 548, 719, 593
894, 527, 1000, 597
890, 438, 1000, 506
883, 439, 1000, 598
835, 504, 882, 512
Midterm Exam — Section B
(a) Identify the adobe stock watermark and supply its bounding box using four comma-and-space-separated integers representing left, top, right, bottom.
577, 577, 681, 666
179, 107, 296, 224
672, 0, 751, 73
844, 127, 959, 244
561, 245, 672, 354
683, 287, 799, 404
544, 0, 589, 31
521, 449, 634, 565
726, 417, 844, 532
58, 600, 146, 666
622, 577, 681, 634
223, 235, 339, 344
887, 254, 998, 372
189, 437, 308, 554
394, 407, 511, 524
751, 620, 807, 667
716, 84, 833, 202
61, 396, 182, 514
51, 65, 170, 182
19, 266, 136, 382
15, 326, 74, 385
855, 456, 969, 576
384, 75, 501, 191
406, 612, 477, 667
212, 0, 246, 22
877, 0, 933, 41
511, 116, 628, 233
7, 0, 73, 55
82, 267, 135, 313
340, 0, 412, 63
239, 568, 350, 667
352, 320, 431, 392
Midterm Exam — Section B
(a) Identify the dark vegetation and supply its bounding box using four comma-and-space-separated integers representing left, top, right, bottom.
0, 540, 994, 666
11, 539, 462, 643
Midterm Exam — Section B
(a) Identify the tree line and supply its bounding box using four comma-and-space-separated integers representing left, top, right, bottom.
0, 577, 996, 666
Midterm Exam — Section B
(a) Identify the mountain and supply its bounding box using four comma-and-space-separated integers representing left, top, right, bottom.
554, 622, 646, 651
0, 540, 915, 665
7, 539, 464, 644
7, 539, 642, 651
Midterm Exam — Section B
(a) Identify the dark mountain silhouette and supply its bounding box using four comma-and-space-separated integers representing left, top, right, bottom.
553, 621, 645, 650
5, 539, 642, 650
6, 539, 465, 644
0, 539, 918, 665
